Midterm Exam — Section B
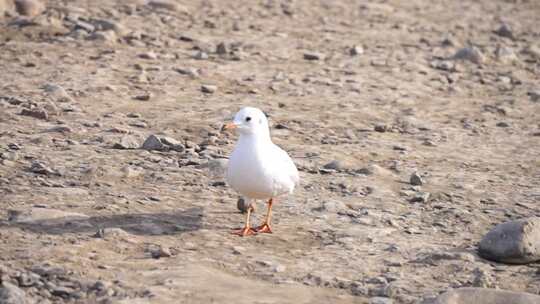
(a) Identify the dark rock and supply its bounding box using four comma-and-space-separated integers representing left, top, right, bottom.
21, 108, 48, 120
420, 287, 540, 304
350, 45, 364, 56
494, 23, 514, 39
374, 124, 388, 132
478, 217, 540, 264
303, 52, 325, 61
527, 90, 540, 102
322, 160, 342, 171
29, 161, 57, 175
141, 135, 166, 151
216, 42, 227, 54
201, 84, 217, 94
410, 172, 424, 185
452, 47, 485, 64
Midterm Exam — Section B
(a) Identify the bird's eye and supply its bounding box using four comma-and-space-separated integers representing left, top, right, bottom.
245, 117, 252, 122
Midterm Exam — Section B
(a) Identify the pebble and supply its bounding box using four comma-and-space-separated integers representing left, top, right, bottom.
133, 93, 152, 101
0, 281, 28, 304
29, 161, 57, 175
20, 108, 48, 120
494, 23, 514, 39
139, 51, 158, 60
410, 192, 430, 203
113, 135, 140, 149
452, 46, 485, 64
201, 84, 217, 94
350, 45, 364, 56
216, 42, 227, 55
322, 160, 342, 171
175, 67, 199, 78
374, 124, 388, 132
151, 246, 172, 259
410, 172, 424, 185
14, 0, 44, 17
141, 135, 165, 151
478, 217, 540, 264
160, 136, 184, 152
193, 51, 209, 60
495, 46, 518, 63
303, 51, 325, 61
420, 287, 540, 304
527, 90, 540, 102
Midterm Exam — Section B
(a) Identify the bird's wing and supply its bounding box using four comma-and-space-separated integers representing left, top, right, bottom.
270, 144, 299, 195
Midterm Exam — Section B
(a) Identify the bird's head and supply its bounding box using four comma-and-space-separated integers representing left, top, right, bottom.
221, 107, 270, 137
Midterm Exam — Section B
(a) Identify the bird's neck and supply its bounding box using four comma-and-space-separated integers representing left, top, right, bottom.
238, 132, 272, 147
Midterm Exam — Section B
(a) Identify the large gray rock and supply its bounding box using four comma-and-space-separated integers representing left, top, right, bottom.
0, 282, 29, 304
421, 288, 540, 304
478, 217, 540, 264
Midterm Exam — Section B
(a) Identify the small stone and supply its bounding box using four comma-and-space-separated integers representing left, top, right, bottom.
14, 0, 44, 17
527, 90, 540, 102
113, 136, 140, 149
322, 160, 342, 171
139, 51, 158, 60
478, 217, 540, 264
430, 60, 454, 71
141, 135, 166, 151
151, 246, 172, 259
374, 124, 388, 132
175, 67, 199, 78
350, 45, 364, 56
17, 272, 40, 287
133, 93, 152, 101
303, 51, 325, 61
496, 121, 510, 128
193, 51, 209, 60
159, 136, 184, 151
0, 281, 27, 304
410, 192, 430, 203
494, 23, 514, 39
410, 172, 424, 185
201, 84, 217, 94
20, 108, 48, 120
29, 161, 57, 175
495, 46, 518, 63
452, 46, 485, 64
216, 42, 227, 55
471, 267, 494, 288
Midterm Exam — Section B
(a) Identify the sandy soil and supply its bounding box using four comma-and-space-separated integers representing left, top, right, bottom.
0, 0, 539, 303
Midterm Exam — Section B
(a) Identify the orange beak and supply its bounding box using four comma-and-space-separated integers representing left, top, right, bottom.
221, 122, 237, 132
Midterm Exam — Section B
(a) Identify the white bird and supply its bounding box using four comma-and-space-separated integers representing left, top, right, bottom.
222, 107, 299, 236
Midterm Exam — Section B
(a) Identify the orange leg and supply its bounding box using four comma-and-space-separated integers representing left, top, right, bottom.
232, 204, 257, 237
255, 198, 273, 233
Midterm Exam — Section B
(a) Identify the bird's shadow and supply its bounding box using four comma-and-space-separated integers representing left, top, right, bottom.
0, 207, 204, 236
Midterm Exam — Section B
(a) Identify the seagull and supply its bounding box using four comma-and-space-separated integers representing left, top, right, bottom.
222, 107, 299, 236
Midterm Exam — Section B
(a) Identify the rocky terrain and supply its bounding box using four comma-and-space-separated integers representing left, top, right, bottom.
0, 0, 539, 303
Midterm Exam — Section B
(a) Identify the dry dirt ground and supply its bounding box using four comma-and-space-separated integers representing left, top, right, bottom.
1, 0, 540, 303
